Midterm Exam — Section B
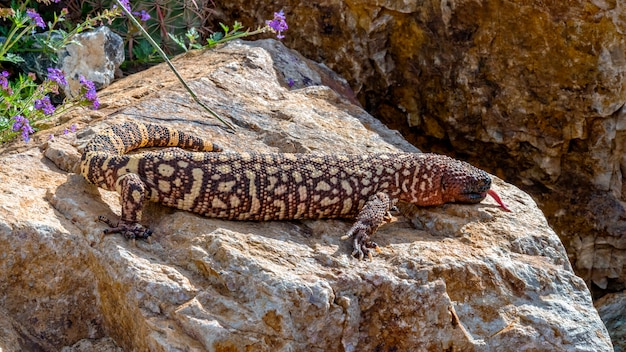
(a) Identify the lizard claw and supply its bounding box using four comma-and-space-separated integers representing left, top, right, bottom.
346, 228, 379, 261
342, 192, 395, 260
98, 216, 152, 240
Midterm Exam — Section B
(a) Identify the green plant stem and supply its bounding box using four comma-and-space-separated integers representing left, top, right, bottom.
208, 27, 269, 48
0, 22, 29, 59
112, 0, 236, 132
9, 83, 38, 119
58, 11, 115, 47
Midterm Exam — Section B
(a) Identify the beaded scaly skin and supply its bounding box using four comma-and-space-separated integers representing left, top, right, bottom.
81, 122, 508, 259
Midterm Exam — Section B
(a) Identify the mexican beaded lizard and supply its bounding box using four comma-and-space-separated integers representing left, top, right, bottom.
80, 122, 510, 259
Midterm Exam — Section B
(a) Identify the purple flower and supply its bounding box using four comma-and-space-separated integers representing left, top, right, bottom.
79, 75, 94, 91
132, 10, 150, 21
34, 96, 55, 115
63, 124, 77, 135
266, 10, 288, 39
26, 9, 46, 29
79, 76, 99, 109
0, 71, 9, 90
47, 68, 67, 86
11, 115, 24, 132
114, 0, 131, 13
12, 115, 35, 142
287, 78, 295, 87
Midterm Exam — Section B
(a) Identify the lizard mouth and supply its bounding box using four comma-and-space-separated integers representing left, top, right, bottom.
474, 191, 488, 200
458, 191, 488, 203
459, 190, 511, 211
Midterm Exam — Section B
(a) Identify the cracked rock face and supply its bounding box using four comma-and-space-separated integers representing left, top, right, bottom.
216, 1, 626, 342
0, 40, 613, 351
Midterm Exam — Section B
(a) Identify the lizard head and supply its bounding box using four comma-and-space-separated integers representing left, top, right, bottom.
440, 158, 492, 204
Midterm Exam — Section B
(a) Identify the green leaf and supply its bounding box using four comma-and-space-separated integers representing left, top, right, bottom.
132, 40, 157, 62
209, 32, 223, 42
185, 27, 199, 44
167, 32, 187, 51
0, 52, 24, 64
219, 22, 229, 34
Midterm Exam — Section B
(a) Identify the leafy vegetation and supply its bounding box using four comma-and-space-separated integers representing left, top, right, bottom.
0, 0, 288, 142
0, 0, 117, 142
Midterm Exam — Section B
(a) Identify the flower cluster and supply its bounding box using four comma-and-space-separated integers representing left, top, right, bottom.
132, 10, 150, 22
34, 96, 55, 115
0, 8, 15, 19
0, 1, 116, 143
114, 0, 131, 12
2, 68, 101, 142
47, 68, 67, 86
12, 115, 34, 142
26, 8, 45, 29
79, 75, 100, 109
1, 1, 290, 142
266, 10, 288, 39
114, 0, 151, 23
0, 71, 10, 93
64, 124, 77, 135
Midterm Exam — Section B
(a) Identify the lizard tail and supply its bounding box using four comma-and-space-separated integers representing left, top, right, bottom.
82, 122, 223, 155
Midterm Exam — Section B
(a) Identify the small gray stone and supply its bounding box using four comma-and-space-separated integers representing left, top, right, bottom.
17, 26, 124, 99
57, 26, 124, 98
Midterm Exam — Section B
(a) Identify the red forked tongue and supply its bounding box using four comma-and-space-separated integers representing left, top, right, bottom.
487, 189, 512, 212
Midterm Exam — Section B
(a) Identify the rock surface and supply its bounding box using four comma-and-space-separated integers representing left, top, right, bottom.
0, 40, 613, 351
596, 291, 626, 352
216, 0, 626, 296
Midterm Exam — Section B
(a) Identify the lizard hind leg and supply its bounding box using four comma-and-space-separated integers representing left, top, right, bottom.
341, 192, 396, 260
100, 173, 152, 240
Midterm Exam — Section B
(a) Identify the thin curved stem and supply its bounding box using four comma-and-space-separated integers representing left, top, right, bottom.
112, 0, 236, 132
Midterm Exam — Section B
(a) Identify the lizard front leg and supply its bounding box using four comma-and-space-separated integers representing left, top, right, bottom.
342, 192, 396, 260
99, 173, 152, 240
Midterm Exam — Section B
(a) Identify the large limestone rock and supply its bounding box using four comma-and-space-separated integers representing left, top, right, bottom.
216, 0, 626, 314
0, 40, 613, 351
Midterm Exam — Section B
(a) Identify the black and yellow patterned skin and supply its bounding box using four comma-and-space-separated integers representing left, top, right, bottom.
81, 122, 495, 258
